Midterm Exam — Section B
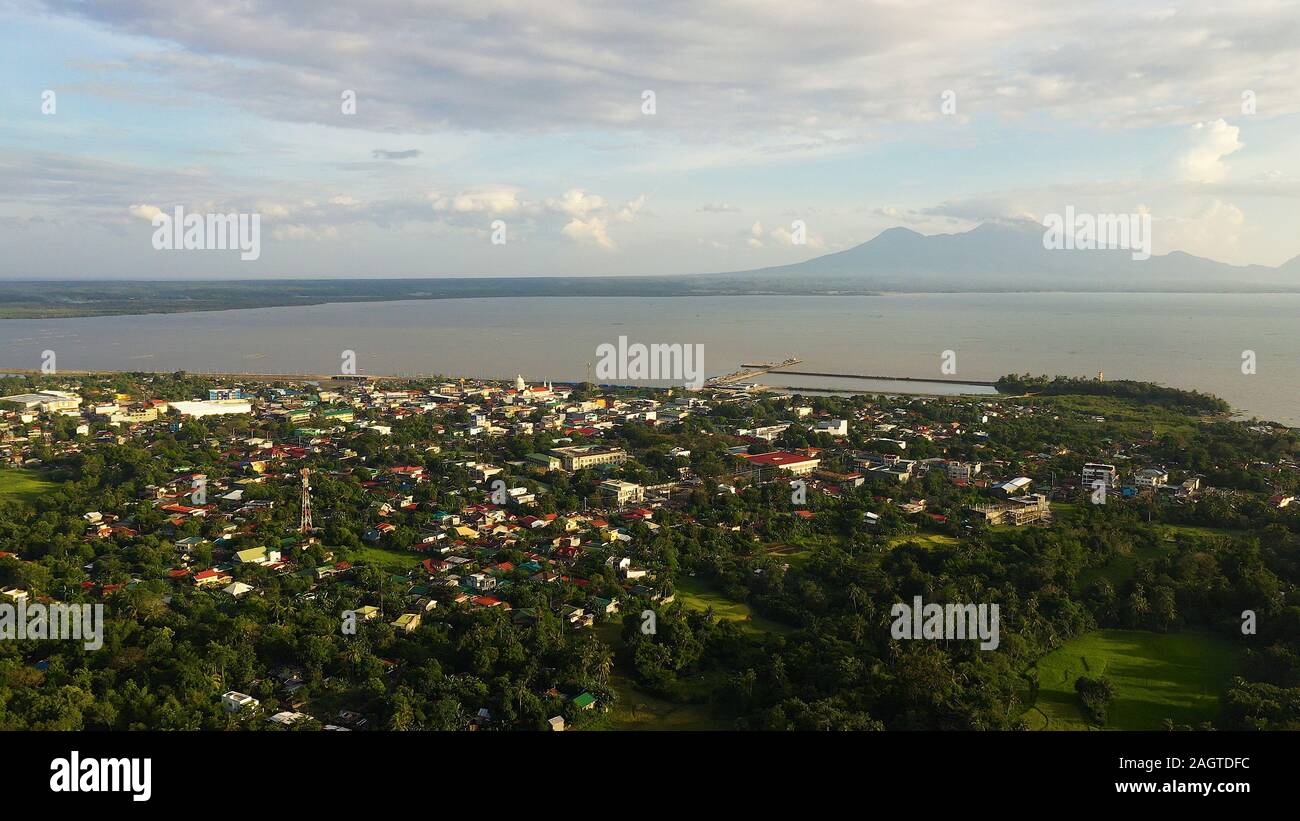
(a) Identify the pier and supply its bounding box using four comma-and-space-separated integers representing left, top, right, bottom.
765, 369, 998, 387
705, 357, 801, 387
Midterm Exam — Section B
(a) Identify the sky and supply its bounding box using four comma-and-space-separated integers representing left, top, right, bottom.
1, 0, 1299, 279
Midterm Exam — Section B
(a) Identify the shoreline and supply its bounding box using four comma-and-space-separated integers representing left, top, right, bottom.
5, 287, 1300, 322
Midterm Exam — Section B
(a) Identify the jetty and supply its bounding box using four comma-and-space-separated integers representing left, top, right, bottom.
766, 369, 998, 387
705, 357, 801, 387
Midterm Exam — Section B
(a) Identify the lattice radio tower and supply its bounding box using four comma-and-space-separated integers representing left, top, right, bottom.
299, 467, 313, 533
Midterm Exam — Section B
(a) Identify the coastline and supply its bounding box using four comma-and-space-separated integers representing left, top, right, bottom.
6, 280, 1300, 321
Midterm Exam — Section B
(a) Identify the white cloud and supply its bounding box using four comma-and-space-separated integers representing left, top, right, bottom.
430, 188, 521, 214
615, 194, 646, 223
545, 189, 606, 219
1177, 119, 1243, 183
47, 0, 1300, 139
1155, 198, 1246, 258
271, 224, 341, 241
128, 203, 162, 220
768, 224, 822, 249
561, 216, 615, 249
255, 202, 294, 220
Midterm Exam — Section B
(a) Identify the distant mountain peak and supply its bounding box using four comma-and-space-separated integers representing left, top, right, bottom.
723, 221, 1294, 291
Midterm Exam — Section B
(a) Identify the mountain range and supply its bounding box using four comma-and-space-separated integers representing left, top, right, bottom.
4, 220, 1298, 318
714, 219, 1300, 292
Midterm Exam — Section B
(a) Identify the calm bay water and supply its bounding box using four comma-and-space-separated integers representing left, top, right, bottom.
0, 293, 1295, 425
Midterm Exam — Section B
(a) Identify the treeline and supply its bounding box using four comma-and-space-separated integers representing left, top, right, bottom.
995, 374, 1231, 414
615, 467, 1300, 729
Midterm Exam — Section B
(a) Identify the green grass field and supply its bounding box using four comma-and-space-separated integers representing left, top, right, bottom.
675, 576, 793, 636
1155, 523, 1243, 540
764, 543, 813, 566
885, 533, 958, 550
597, 671, 725, 731
0, 466, 57, 503
1023, 629, 1240, 730
345, 543, 423, 572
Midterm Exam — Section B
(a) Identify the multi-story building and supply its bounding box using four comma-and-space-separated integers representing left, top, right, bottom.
1081, 462, 1119, 487
855, 451, 901, 469
169, 400, 253, 418
868, 461, 915, 483
599, 479, 645, 506
737, 424, 791, 441
945, 461, 982, 481
548, 445, 629, 471
222, 691, 260, 713
1133, 468, 1169, 488
813, 419, 849, 436
969, 493, 1051, 526
110, 408, 159, 424
526, 453, 562, 472
742, 450, 821, 476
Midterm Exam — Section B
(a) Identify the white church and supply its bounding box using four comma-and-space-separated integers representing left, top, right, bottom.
513, 375, 557, 401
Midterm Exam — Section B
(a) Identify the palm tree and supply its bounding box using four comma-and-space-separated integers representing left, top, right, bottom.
847, 584, 865, 613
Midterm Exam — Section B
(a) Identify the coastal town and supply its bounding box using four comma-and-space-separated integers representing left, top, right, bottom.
1, 370, 1297, 731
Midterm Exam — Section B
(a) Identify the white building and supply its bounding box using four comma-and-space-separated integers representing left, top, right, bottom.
737, 423, 791, 441
599, 479, 645, 506
814, 419, 849, 437
1082, 462, 1119, 487
222, 691, 260, 712
170, 400, 253, 418
995, 477, 1033, 496
1134, 468, 1169, 488
0, 390, 82, 413
945, 461, 982, 481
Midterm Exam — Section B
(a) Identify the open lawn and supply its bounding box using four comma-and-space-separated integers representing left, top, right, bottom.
596, 671, 726, 731
1023, 629, 1240, 730
764, 543, 813, 566
885, 533, 958, 550
1155, 523, 1243, 541
345, 543, 423, 573
1050, 501, 1080, 517
675, 576, 793, 636
0, 466, 57, 504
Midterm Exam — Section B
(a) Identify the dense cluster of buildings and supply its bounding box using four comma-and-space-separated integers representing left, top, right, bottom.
3, 369, 1298, 727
